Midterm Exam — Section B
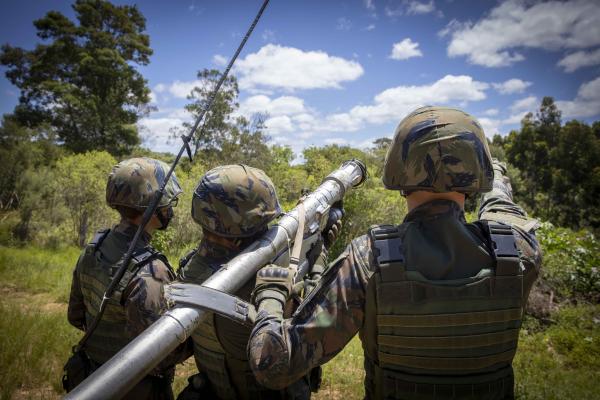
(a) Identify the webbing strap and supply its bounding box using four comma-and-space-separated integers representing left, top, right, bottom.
378, 329, 520, 349
377, 308, 522, 328
289, 202, 306, 272
487, 222, 521, 276
369, 224, 406, 281
378, 348, 516, 370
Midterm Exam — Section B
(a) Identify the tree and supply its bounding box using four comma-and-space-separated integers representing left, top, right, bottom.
0, 114, 62, 209
178, 69, 272, 170
1, 0, 152, 156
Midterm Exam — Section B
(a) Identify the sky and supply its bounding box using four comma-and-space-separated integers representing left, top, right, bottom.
1, 0, 600, 157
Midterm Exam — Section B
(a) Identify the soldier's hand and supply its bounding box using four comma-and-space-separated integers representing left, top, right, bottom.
251, 265, 295, 306
491, 158, 507, 175
324, 202, 344, 249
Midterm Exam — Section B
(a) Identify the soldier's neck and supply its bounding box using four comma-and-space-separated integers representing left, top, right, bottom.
406, 191, 465, 212
123, 216, 158, 236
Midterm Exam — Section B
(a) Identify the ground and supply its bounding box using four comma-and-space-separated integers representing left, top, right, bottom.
0, 246, 598, 399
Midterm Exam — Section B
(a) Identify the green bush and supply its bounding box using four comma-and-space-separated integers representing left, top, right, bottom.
537, 222, 600, 301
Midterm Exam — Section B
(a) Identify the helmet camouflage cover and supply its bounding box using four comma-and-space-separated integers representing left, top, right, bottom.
383, 106, 494, 194
192, 164, 282, 238
106, 157, 182, 210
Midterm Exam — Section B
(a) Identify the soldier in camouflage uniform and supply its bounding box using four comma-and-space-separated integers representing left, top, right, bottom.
247, 106, 543, 399
67, 157, 192, 399
177, 164, 323, 400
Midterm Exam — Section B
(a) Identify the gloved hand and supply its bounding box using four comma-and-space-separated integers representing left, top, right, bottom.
251, 264, 295, 307
491, 158, 507, 175
324, 201, 344, 249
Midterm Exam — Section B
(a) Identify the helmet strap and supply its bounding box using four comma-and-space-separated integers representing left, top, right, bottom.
156, 206, 174, 231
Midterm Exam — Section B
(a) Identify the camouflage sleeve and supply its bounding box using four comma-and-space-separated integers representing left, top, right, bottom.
123, 259, 193, 370
248, 236, 373, 390
67, 259, 86, 331
478, 160, 543, 296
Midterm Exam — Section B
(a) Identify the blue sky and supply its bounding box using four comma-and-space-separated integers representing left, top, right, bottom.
2, 0, 600, 156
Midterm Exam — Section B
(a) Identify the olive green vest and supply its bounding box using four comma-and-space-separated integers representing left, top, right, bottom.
77, 229, 170, 365
179, 248, 311, 400
362, 220, 523, 400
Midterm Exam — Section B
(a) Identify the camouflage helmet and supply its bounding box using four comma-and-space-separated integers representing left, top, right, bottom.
106, 157, 182, 210
382, 106, 494, 194
192, 164, 282, 238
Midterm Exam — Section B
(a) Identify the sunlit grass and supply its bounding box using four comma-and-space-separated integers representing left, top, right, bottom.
1, 246, 599, 399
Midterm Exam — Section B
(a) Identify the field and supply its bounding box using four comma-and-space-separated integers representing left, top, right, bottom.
0, 245, 598, 400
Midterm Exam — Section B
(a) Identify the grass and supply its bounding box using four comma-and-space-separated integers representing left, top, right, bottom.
0, 245, 599, 399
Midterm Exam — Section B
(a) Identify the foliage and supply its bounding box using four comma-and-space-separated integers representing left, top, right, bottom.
175, 69, 272, 171
503, 97, 600, 230
0, 114, 62, 210
0, 0, 153, 156
537, 222, 600, 301
14, 151, 118, 247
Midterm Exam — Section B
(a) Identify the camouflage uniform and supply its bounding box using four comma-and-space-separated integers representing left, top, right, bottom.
67, 158, 190, 399
248, 107, 542, 399
178, 164, 317, 400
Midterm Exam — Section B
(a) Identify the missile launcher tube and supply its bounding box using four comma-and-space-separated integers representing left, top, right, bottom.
64, 159, 367, 400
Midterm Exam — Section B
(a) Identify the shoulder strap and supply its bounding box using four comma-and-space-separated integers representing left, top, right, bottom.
85, 229, 110, 254
179, 247, 198, 270
369, 224, 406, 281
483, 221, 522, 276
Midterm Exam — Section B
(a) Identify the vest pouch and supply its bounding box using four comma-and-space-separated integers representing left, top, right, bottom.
62, 349, 96, 392
369, 358, 514, 400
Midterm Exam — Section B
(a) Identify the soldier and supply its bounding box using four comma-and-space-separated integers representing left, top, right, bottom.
66, 157, 191, 399
177, 164, 326, 400
247, 106, 543, 400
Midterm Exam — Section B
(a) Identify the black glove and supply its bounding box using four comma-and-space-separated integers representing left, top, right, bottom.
324, 201, 344, 249
251, 264, 295, 306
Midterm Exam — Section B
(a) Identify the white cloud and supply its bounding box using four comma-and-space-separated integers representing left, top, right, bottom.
406, 1, 436, 15
336, 17, 352, 31
239, 95, 307, 117
322, 74, 489, 131
364, 24, 376, 31
556, 76, 600, 119
477, 117, 502, 137
484, 108, 499, 116
503, 112, 529, 125
492, 78, 532, 95
390, 38, 423, 60
447, 0, 600, 67
235, 44, 364, 91
212, 54, 227, 66
138, 117, 186, 153
510, 95, 538, 113
558, 48, 600, 72
324, 137, 349, 145
152, 80, 203, 99
167, 80, 204, 98
364, 0, 375, 11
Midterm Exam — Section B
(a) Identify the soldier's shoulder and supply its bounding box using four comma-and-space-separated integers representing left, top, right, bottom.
476, 216, 543, 270
137, 255, 175, 283
177, 252, 215, 283
349, 233, 375, 271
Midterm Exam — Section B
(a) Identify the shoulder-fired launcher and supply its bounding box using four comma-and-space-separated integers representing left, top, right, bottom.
65, 159, 367, 400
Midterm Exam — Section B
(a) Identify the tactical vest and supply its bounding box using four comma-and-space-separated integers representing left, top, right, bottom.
363, 221, 523, 400
77, 229, 171, 365
179, 250, 311, 400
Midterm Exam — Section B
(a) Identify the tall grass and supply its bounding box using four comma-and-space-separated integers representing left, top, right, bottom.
1, 246, 599, 399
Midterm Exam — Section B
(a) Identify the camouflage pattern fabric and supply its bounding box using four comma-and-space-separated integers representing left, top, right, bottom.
178, 238, 314, 400
67, 221, 191, 397
106, 157, 182, 210
247, 163, 542, 393
383, 106, 494, 194
191, 164, 282, 238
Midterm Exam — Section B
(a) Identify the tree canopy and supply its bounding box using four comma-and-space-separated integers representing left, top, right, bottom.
1, 0, 152, 156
